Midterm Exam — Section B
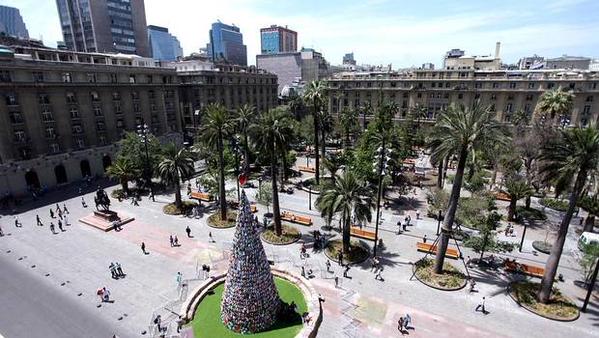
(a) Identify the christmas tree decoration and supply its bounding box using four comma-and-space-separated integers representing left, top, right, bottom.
221, 190, 281, 333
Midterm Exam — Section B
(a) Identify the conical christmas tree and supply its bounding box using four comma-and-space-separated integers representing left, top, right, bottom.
221, 190, 281, 333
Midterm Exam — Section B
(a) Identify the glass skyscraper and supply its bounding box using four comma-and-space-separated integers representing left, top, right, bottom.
260, 25, 297, 54
148, 25, 183, 61
206, 21, 247, 66
0, 5, 29, 39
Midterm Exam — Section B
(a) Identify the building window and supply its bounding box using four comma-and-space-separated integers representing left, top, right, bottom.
506, 103, 513, 113
75, 138, 85, 149
96, 121, 105, 131
14, 130, 26, 142
131, 91, 139, 100
148, 90, 155, 99
38, 94, 50, 104
524, 104, 532, 113
116, 119, 125, 128
66, 92, 77, 104
525, 94, 533, 101
110, 73, 118, 83
569, 83, 575, 90
509, 82, 517, 89
87, 73, 97, 83
147, 75, 153, 83
528, 83, 536, 89
490, 104, 496, 112
112, 92, 121, 100
458, 93, 464, 99
98, 135, 107, 145
129, 74, 136, 84
5, 93, 18, 105
70, 107, 79, 119
474, 83, 482, 89
45, 126, 56, 139
49, 143, 60, 153
475, 93, 481, 99
41, 108, 54, 122
0, 70, 11, 82
33, 72, 44, 82
62, 72, 72, 83
133, 103, 141, 113
583, 105, 591, 114
72, 124, 83, 134
90, 91, 100, 102
93, 105, 103, 117
586, 96, 593, 102
492, 82, 499, 88
547, 83, 555, 89
9, 111, 23, 124
113, 102, 122, 114
490, 94, 497, 101
417, 93, 422, 98
507, 95, 514, 101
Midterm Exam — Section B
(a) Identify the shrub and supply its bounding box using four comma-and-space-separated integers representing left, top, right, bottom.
261, 224, 301, 245
163, 201, 197, 215
539, 198, 569, 212
414, 258, 466, 289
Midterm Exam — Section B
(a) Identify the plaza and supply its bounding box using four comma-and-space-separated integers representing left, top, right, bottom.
0, 153, 597, 338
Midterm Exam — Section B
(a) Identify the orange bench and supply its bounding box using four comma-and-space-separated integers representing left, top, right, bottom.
350, 226, 376, 241
416, 242, 460, 259
281, 211, 313, 226
190, 192, 213, 202
298, 166, 316, 173
494, 191, 511, 202
504, 260, 545, 278
228, 201, 257, 213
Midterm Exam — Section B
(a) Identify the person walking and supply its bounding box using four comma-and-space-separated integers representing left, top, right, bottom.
407, 214, 412, 226
185, 226, 191, 238
176, 272, 183, 288
343, 264, 350, 278
416, 210, 420, 220
338, 252, 343, 266
57, 219, 64, 232
325, 260, 331, 273
49, 222, 56, 234
63, 204, 69, 214
422, 234, 427, 243
404, 314, 412, 329
209, 232, 214, 243
396, 220, 402, 235
0, 225, 4, 237
398, 317, 405, 334
402, 221, 407, 232
81, 197, 87, 208
64, 214, 70, 226
36, 215, 43, 226
375, 266, 384, 281
169, 234, 174, 247
116, 262, 124, 277
141, 242, 147, 254
173, 235, 179, 247
475, 296, 487, 314
57, 209, 63, 220
109, 262, 117, 279
334, 276, 339, 288
49, 209, 55, 218
55, 203, 61, 213
14, 217, 22, 228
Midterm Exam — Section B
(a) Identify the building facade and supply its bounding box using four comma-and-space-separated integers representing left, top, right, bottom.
148, 25, 183, 61
256, 48, 329, 94
172, 59, 278, 141
260, 25, 297, 54
206, 22, 247, 66
56, 0, 150, 56
327, 69, 599, 128
545, 56, 591, 70
443, 43, 502, 71
0, 45, 180, 195
0, 5, 29, 39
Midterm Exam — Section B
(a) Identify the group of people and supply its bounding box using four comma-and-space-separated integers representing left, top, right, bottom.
169, 234, 180, 247
397, 314, 413, 334
504, 223, 516, 237
109, 262, 125, 279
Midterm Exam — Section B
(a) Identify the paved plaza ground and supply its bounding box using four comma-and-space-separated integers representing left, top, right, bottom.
0, 157, 598, 338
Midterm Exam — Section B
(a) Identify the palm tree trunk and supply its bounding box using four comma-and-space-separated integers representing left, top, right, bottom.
437, 163, 443, 188
243, 132, 250, 176
480, 232, 489, 261
281, 148, 287, 184
313, 102, 320, 185
538, 169, 587, 303
217, 133, 227, 220
491, 163, 498, 189
121, 179, 129, 194
271, 143, 282, 236
434, 145, 468, 274
321, 126, 326, 164
584, 215, 595, 232
174, 175, 182, 208
508, 198, 517, 221
342, 216, 350, 254
525, 196, 532, 209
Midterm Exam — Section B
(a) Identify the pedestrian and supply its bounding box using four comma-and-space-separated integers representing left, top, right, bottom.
475, 296, 487, 314
185, 226, 191, 238
49, 222, 56, 234
209, 231, 214, 243
64, 214, 70, 226
469, 278, 477, 293
398, 317, 404, 333
404, 313, 412, 329
14, 217, 22, 227
416, 210, 420, 220
375, 266, 384, 280
81, 197, 87, 208
169, 234, 174, 247
300, 243, 307, 258
36, 214, 43, 226
0, 225, 3, 237
173, 235, 179, 246
109, 262, 117, 279
63, 203, 69, 214
334, 276, 339, 288
343, 264, 350, 278
402, 221, 407, 232
176, 272, 183, 287
116, 262, 124, 276
96, 288, 104, 303
325, 260, 331, 272
397, 220, 402, 234
58, 219, 64, 232
422, 234, 427, 243
371, 256, 379, 272
102, 287, 111, 302
466, 255, 472, 267
407, 214, 412, 225
141, 242, 147, 254
154, 315, 162, 333
56, 203, 61, 213
301, 266, 306, 277
338, 251, 343, 266
50, 209, 55, 218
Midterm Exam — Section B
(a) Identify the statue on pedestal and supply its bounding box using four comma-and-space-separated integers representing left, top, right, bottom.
94, 187, 111, 211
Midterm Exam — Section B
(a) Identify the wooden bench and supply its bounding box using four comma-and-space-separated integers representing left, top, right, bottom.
281, 211, 313, 226
494, 191, 512, 202
228, 201, 257, 213
190, 192, 213, 202
416, 242, 460, 259
350, 226, 376, 241
298, 166, 316, 173
504, 260, 545, 278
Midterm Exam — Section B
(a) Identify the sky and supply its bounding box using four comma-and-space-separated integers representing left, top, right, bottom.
2, 0, 598, 68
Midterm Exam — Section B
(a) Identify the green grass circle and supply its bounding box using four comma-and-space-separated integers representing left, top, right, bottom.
191, 277, 308, 338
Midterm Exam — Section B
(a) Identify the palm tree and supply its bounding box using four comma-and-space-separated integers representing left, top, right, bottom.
410, 104, 428, 130
428, 102, 509, 273
535, 90, 574, 125
537, 124, 599, 303
158, 144, 195, 208
250, 107, 294, 236
199, 103, 234, 220
339, 108, 359, 148
316, 170, 373, 253
106, 157, 139, 195
235, 104, 256, 176
304, 80, 327, 185
505, 175, 534, 221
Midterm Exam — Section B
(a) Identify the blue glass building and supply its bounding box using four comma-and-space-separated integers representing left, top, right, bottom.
0, 5, 29, 39
206, 21, 247, 66
260, 25, 297, 54
148, 25, 183, 61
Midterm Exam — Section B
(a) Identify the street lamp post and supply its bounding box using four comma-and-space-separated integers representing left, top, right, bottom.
519, 223, 528, 252
137, 119, 155, 202
581, 256, 599, 312
231, 137, 241, 202
309, 186, 312, 210
373, 141, 391, 257
436, 209, 443, 235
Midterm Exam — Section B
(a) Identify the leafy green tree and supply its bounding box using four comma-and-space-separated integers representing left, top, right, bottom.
198, 103, 234, 220
251, 107, 294, 236
106, 157, 140, 194
316, 170, 374, 253
339, 108, 360, 148
257, 181, 273, 212
158, 144, 195, 208
579, 243, 599, 286
235, 104, 257, 175
535, 90, 574, 125
505, 175, 534, 221
578, 195, 599, 232
537, 124, 599, 303
464, 212, 515, 260
428, 102, 509, 273
303, 80, 327, 184
116, 131, 161, 184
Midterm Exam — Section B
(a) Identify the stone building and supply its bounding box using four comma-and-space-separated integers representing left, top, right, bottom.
0, 45, 180, 195
327, 68, 599, 128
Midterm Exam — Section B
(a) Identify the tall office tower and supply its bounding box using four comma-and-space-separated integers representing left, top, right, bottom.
0, 5, 29, 39
205, 21, 247, 66
148, 25, 183, 61
260, 25, 297, 54
56, 0, 150, 56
